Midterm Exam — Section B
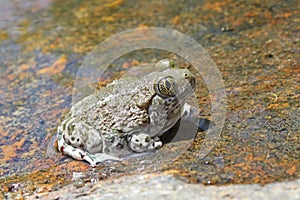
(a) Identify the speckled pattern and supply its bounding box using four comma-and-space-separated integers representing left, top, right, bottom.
0, 0, 299, 198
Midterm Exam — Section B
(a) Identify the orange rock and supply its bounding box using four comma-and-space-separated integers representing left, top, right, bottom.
20, 64, 30, 71
105, 0, 123, 8
37, 55, 67, 75
138, 24, 148, 28
66, 160, 90, 171
122, 62, 131, 69
282, 67, 300, 74
287, 165, 297, 176
0, 126, 8, 137
0, 30, 8, 40
7, 74, 15, 81
101, 16, 115, 22
131, 60, 140, 66
164, 169, 182, 175
203, 1, 229, 12
245, 12, 260, 18
0, 137, 26, 162
279, 12, 292, 18
171, 16, 181, 25
267, 103, 289, 109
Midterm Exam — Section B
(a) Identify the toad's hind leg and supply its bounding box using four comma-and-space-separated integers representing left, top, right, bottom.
57, 135, 120, 167
57, 135, 97, 166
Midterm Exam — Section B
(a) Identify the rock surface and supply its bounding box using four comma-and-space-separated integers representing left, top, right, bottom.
34, 174, 300, 200
0, 0, 299, 199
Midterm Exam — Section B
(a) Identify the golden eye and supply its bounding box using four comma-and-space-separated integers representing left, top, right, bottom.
155, 76, 177, 97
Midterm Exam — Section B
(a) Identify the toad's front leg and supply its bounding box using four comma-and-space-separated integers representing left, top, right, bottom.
181, 103, 211, 132
126, 133, 163, 153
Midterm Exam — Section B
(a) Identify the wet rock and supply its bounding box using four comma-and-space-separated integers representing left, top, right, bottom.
33, 174, 300, 200
0, 0, 299, 198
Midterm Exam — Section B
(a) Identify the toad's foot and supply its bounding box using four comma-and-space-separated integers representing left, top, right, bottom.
127, 133, 163, 153
182, 103, 211, 132
58, 136, 120, 167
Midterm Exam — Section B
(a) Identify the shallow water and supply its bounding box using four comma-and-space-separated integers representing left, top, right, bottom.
0, 0, 299, 198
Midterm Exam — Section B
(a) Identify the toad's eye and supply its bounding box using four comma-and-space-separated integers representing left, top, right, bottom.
155, 76, 177, 97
